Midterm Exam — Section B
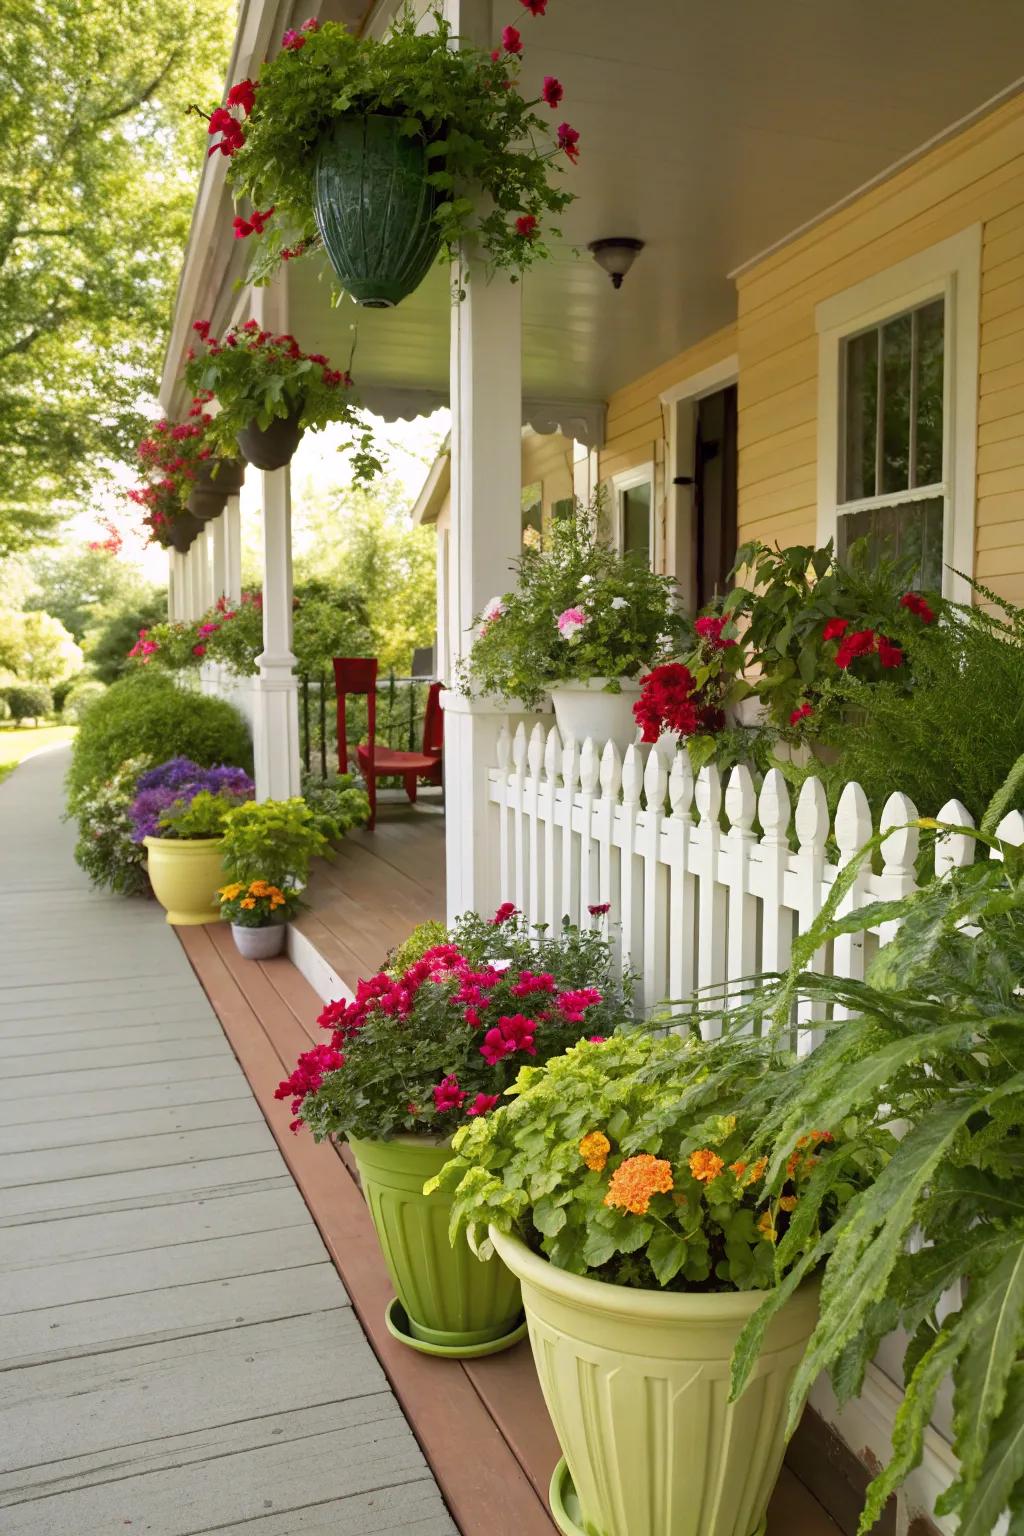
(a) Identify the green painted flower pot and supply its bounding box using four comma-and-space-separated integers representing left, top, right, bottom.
490, 1226, 820, 1536
144, 836, 225, 925
349, 1134, 523, 1353
313, 114, 443, 308
188, 457, 245, 522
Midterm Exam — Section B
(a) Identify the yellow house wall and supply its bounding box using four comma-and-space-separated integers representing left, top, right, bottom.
735, 91, 1024, 603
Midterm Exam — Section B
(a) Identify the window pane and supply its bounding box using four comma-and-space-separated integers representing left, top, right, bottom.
622, 483, 651, 562
843, 329, 878, 500
837, 495, 944, 590
880, 312, 912, 495
914, 298, 944, 488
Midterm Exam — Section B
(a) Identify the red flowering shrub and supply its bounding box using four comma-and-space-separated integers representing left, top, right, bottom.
275, 907, 631, 1140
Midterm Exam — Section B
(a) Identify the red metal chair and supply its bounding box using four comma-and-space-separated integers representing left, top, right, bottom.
333, 657, 443, 831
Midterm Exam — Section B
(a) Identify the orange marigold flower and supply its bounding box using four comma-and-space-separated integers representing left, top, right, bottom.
580, 1131, 611, 1172
757, 1210, 777, 1243
240, 897, 257, 910
811, 1130, 833, 1144
746, 1157, 768, 1184
604, 1154, 674, 1215
729, 1160, 746, 1179
786, 1150, 801, 1179
689, 1148, 725, 1183
779, 1195, 798, 1213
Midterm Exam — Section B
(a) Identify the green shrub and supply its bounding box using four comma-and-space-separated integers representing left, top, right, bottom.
67, 672, 251, 810
62, 679, 107, 723
220, 797, 334, 887
300, 770, 370, 836
52, 677, 76, 713
5, 683, 53, 723
70, 755, 151, 896
0, 694, 9, 723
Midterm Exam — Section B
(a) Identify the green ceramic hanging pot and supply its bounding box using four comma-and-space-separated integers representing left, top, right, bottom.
312, 114, 443, 308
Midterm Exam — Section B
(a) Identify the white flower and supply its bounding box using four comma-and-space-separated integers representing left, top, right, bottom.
579, 574, 594, 587
610, 596, 629, 610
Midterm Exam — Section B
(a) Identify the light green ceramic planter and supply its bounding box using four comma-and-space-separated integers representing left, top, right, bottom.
144, 836, 225, 925
348, 1134, 523, 1354
490, 1225, 820, 1536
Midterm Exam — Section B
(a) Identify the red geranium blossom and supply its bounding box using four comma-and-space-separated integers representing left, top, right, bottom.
501, 24, 523, 53
281, 27, 305, 50
233, 206, 275, 240
694, 615, 736, 650
481, 1013, 537, 1064
900, 592, 935, 624
515, 213, 538, 238
541, 75, 564, 107
789, 702, 814, 726
556, 122, 580, 162
520, 0, 547, 13
633, 663, 700, 743
588, 902, 611, 916
467, 1092, 501, 1117
834, 628, 876, 669
433, 1075, 467, 1113
822, 617, 850, 641
877, 636, 904, 669
490, 902, 518, 925
207, 107, 245, 158
226, 78, 256, 116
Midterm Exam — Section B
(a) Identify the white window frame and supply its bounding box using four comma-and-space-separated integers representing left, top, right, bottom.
815, 225, 980, 604
609, 461, 656, 566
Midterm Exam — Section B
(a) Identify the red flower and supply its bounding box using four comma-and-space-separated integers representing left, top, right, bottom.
519, 0, 547, 13
694, 615, 736, 650
515, 213, 538, 238
541, 75, 563, 107
877, 636, 904, 669
467, 1093, 501, 1117
481, 1013, 537, 1065
233, 206, 274, 240
834, 628, 876, 670
192, 319, 211, 339
900, 592, 935, 624
301, 15, 320, 30
789, 702, 814, 726
192, 643, 206, 657
556, 122, 580, 162
281, 27, 305, 50
226, 78, 256, 116
822, 617, 849, 641
588, 902, 610, 916
510, 970, 556, 998
557, 987, 603, 1024
207, 107, 245, 158
633, 663, 701, 742
490, 902, 518, 925
501, 24, 523, 53
433, 1074, 467, 1113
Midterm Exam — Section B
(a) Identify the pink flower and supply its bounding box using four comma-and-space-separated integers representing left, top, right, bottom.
541, 75, 564, 108
510, 970, 556, 998
556, 122, 580, 162
480, 1013, 537, 1065
480, 595, 505, 631
490, 902, 518, 925
301, 15, 320, 30
192, 643, 206, 657
557, 987, 603, 1024
588, 902, 610, 916
789, 703, 814, 726
433, 1075, 467, 1113
822, 617, 850, 642
588, 1036, 606, 1044
557, 606, 587, 640
515, 213, 538, 239
519, 0, 547, 14
501, 24, 523, 53
281, 27, 305, 50
467, 1093, 501, 1117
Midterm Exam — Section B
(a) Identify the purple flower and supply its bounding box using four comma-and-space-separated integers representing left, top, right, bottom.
129, 759, 254, 841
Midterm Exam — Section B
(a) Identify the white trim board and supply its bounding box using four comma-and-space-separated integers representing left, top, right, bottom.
815, 225, 980, 605
659, 354, 739, 408
287, 923, 352, 1005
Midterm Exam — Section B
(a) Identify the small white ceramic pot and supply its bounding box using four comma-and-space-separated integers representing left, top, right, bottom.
231, 922, 287, 960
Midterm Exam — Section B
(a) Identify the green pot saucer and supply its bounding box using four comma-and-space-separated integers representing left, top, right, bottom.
550, 1457, 768, 1536
384, 1296, 528, 1359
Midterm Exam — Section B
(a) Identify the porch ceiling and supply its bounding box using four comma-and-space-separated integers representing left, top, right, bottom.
168, 0, 1024, 416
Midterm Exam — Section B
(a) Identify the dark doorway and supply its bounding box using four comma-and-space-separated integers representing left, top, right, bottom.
695, 384, 738, 608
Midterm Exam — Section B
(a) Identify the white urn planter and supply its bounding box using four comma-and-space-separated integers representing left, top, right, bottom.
231, 923, 288, 960
550, 678, 641, 755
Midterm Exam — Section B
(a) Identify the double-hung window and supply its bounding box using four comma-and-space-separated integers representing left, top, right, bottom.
816, 227, 980, 600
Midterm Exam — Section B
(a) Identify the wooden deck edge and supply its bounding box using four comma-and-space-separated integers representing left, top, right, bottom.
177, 924, 557, 1536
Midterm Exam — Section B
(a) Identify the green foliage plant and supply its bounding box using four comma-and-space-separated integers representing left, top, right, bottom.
67, 672, 251, 811
70, 755, 152, 896
387, 919, 450, 975
220, 797, 337, 886
158, 789, 243, 840
207, 9, 577, 293
299, 770, 371, 836
461, 497, 689, 708
62, 680, 107, 724
4, 683, 53, 723
185, 322, 382, 485
435, 1029, 883, 1291
681, 761, 1024, 1534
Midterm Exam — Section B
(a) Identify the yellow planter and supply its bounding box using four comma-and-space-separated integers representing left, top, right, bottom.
490, 1226, 819, 1536
144, 836, 225, 925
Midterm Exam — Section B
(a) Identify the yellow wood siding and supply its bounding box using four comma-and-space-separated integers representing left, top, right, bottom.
734, 92, 1024, 602
521, 430, 574, 521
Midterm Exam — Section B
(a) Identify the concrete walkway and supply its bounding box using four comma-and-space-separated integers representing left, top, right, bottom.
0, 748, 456, 1536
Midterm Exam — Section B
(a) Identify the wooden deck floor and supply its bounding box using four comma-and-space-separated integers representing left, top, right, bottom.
294, 800, 446, 992
0, 750, 455, 1536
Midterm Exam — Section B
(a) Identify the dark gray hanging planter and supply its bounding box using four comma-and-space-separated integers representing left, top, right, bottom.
188, 457, 245, 522
236, 408, 304, 471
168, 512, 204, 553
313, 114, 443, 308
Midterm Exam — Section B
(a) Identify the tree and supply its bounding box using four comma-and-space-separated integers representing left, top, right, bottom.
0, 0, 233, 554
84, 593, 168, 685
25, 543, 158, 642
0, 608, 81, 686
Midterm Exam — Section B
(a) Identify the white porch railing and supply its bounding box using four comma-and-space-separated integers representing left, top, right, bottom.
489, 721, 1024, 1025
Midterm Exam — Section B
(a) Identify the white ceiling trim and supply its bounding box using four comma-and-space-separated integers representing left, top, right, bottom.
359, 386, 605, 447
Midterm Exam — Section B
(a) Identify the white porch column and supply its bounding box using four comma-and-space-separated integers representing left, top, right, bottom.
167, 552, 180, 620
210, 513, 228, 602
184, 545, 199, 620
443, 255, 524, 921
253, 465, 301, 800
224, 493, 243, 604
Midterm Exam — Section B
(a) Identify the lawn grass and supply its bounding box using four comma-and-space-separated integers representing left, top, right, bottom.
0, 723, 77, 784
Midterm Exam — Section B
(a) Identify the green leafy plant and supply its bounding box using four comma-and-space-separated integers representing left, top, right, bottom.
67, 672, 251, 810
300, 770, 371, 836
61, 679, 106, 723
3, 683, 53, 724
435, 1029, 885, 1291
461, 498, 689, 707
681, 763, 1024, 1534
387, 919, 450, 974
184, 321, 383, 484
70, 754, 152, 896
220, 796, 338, 886
218, 878, 300, 927
158, 788, 246, 840
202, 9, 577, 292
278, 907, 632, 1141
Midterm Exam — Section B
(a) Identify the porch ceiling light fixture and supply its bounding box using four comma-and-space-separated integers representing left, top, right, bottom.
588, 237, 644, 289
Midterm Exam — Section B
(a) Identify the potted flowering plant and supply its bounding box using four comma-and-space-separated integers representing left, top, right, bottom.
130, 757, 254, 924
462, 498, 689, 752
275, 905, 629, 1357
197, 7, 578, 307
218, 879, 299, 959
434, 1029, 888, 1536
127, 404, 242, 547
184, 320, 382, 477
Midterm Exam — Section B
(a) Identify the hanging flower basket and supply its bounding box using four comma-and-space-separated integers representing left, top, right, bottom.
236, 406, 304, 470
167, 511, 204, 553
313, 116, 442, 309
188, 457, 245, 522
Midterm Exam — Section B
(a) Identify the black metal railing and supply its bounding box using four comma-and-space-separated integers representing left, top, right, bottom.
299, 670, 432, 782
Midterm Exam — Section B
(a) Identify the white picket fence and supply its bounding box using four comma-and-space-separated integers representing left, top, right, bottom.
488, 721, 1024, 1034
